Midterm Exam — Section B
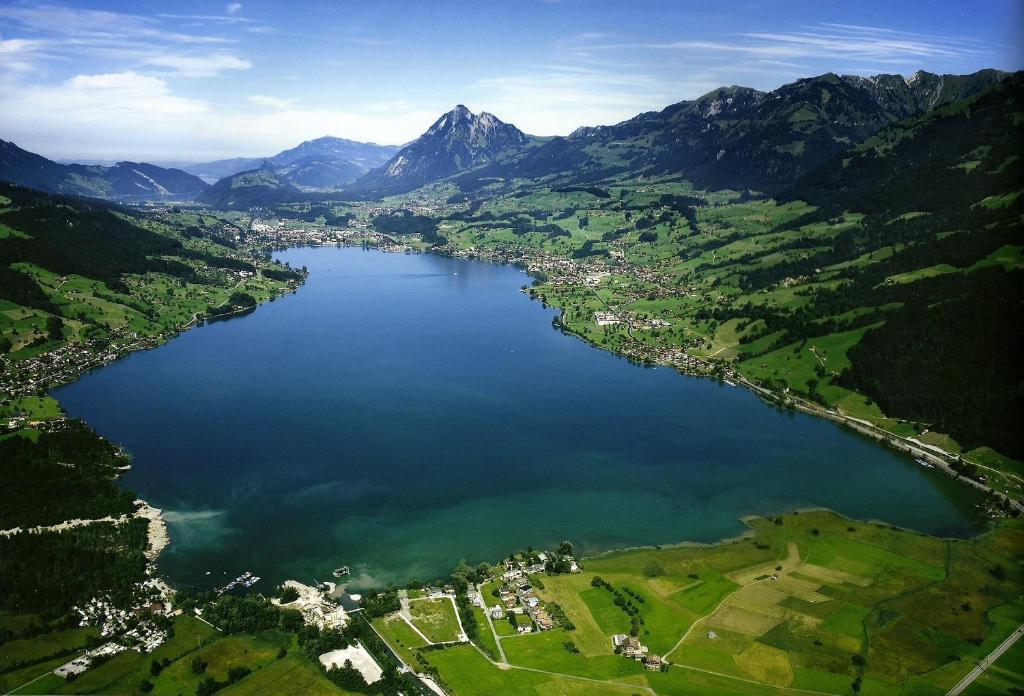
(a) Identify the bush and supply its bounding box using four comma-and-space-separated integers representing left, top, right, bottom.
277, 585, 299, 603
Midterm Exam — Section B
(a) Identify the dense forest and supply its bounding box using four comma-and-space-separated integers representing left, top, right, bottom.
0, 422, 137, 529
0, 518, 149, 614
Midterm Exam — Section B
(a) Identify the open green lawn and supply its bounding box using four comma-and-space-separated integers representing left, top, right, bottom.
409, 598, 462, 643
425, 643, 645, 696
220, 653, 354, 695
372, 613, 428, 666
402, 511, 1024, 695
470, 606, 501, 659
0, 627, 97, 672
0, 617, 319, 696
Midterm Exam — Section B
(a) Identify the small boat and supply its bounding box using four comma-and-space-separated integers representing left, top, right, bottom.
332, 566, 351, 578
915, 458, 935, 469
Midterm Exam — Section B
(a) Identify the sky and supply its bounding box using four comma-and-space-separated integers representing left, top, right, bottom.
0, 0, 1021, 163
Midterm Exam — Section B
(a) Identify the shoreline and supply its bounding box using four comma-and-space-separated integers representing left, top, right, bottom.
37, 238, 1010, 584
135, 500, 169, 561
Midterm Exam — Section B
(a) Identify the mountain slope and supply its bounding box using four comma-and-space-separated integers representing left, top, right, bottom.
180, 157, 265, 184
274, 155, 365, 190
268, 136, 398, 170
197, 163, 301, 208
183, 136, 399, 185
779, 73, 1024, 456
455, 69, 1007, 195
428, 73, 1022, 464
0, 140, 209, 201
349, 105, 531, 196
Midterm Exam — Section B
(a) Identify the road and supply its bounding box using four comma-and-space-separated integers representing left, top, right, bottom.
946, 623, 1024, 695
476, 584, 508, 664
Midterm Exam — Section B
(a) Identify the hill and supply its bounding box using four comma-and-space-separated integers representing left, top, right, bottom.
197, 164, 303, 208
183, 136, 399, 186
267, 135, 398, 170
180, 156, 266, 184
0, 140, 209, 201
453, 69, 1007, 195
348, 105, 532, 196
419, 73, 1023, 479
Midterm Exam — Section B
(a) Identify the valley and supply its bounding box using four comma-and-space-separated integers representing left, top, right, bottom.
1, 61, 1022, 696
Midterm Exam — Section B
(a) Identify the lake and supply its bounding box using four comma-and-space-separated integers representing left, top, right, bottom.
55, 246, 984, 590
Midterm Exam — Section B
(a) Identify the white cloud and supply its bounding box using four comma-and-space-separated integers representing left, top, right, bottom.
247, 94, 295, 109
0, 36, 52, 73
0, 4, 244, 75
226, 3, 243, 14
570, 23, 990, 63
0, 70, 435, 160
3, 4, 231, 46
468, 67, 691, 134
144, 53, 252, 77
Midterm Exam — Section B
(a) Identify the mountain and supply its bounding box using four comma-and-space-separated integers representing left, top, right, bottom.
773, 74, 1024, 457
0, 140, 209, 201
273, 155, 365, 190
267, 136, 398, 170
181, 157, 266, 184
197, 163, 301, 208
183, 137, 399, 186
348, 105, 532, 196
454, 69, 1008, 195
788, 72, 1023, 217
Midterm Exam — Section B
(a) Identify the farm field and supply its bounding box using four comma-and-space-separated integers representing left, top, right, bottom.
408, 598, 463, 644
370, 511, 1024, 695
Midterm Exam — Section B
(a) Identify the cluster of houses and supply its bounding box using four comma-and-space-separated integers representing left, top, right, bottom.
248, 218, 355, 250
55, 594, 171, 680
75, 587, 172, 649
612, 633, 667, 672
486, 553, 580, 634
0, 329, 160, 402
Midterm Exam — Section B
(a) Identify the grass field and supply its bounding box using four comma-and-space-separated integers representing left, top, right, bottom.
409, 598, 462, 643
369, 511, 1024, 696
372, 613, 428, 666
0, 615, 351, 696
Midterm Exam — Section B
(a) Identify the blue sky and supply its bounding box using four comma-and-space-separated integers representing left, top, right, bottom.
1, 0, 1021, 161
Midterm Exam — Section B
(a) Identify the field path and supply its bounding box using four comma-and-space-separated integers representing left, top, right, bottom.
398, 597, 435, 645
476, 585, 508, 664
667, 542, 801, 660
946, 623, 1024, 695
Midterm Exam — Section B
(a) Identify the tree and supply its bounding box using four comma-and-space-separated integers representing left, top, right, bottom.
279, 608, 304, 632
196, 677, 220, 696
327, 659, 368, 691
277, 585, 299, 603
227, 666, 251, 683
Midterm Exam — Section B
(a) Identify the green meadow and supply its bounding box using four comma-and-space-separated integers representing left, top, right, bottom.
367, 511, 1024, 695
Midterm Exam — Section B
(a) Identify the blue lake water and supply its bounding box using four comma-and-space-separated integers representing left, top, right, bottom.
55, 246, 984, 589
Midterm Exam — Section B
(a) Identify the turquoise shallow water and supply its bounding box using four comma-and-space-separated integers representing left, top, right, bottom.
55, 246, 984, 590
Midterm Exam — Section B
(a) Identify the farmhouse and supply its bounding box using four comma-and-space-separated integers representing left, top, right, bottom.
643, 655, 665, 671
612, 633, 647, 659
